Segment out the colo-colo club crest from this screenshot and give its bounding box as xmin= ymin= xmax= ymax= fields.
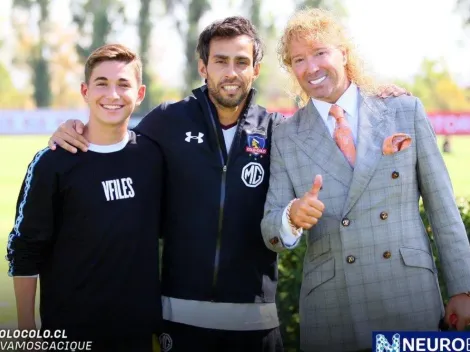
xmin=245 ymin=133 xmax=267 ymax=160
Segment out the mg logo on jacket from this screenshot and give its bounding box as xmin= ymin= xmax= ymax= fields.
xmin=159 ymin=333 xmax=173 ymax=352
xmin=241 ymin=162 xmax=264 ymax=188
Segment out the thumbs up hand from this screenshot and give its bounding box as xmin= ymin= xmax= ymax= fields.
xmin=309 ymin=174 xmax=323 ymax=197
xmin=289 ymin=175 xmax=325 ymax=230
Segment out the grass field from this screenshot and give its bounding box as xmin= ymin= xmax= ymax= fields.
xmin=0 ymin=135 xmax=469 ymax=328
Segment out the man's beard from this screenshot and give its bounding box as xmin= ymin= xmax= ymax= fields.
xmin=207 ymin=77 xmax=249 ymax=108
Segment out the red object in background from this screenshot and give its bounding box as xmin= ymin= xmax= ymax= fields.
xmin=427 ymin=112 xmax=470 ymax=135
xmin=1 ymin=109 xmax=470 ymax=135
xmin=267 ymin=108 xmax=470 ymax=136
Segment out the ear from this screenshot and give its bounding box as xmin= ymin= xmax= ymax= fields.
xmin=252 ymin=63 xmax=261 ymax=81
xmin=198 ymin=59 xmax=208 ymax=80
xmin=135 ymin=85 xmax=147 ymax=106
xmin=80 ymin=82 xmax=89 ymax=102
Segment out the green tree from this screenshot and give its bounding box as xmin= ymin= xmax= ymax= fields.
xmin=164 ymin=0 xmax=210 ymax=94
xmin=252 ymin=22 xmax=295 ymax=109
xmin=12 ymin=0 xmax=52 ymax=107
xmin=71 ymin=0 xmax=126 ymax=62
xmin=48 ymin=27 xmax=84 ymax=108
xmin=277 ymin=243 xmax=306 ymax=352
xmin=136 ymin=0 xmax=154 ymax=115
xmin=0 ymin=62 xmax=31 ymax=108
xmin=244 ymin=0 xmax=261 ymax=29
xmin=241 ymin=0 xmax=266 ymax=93
xmin=184 ymin=0 xmax=210 ymax=93
xmin=396 ymin=59 xmax=470 ymax=112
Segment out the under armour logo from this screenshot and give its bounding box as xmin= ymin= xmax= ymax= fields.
xmin=185 ymin=132 xmax=204 ymax=143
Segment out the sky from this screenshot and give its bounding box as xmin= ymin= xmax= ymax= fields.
xmin=0 ymin=0 xmax=469 ymax=88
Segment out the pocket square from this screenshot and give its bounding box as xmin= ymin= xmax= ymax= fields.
xmin=382 ymin=133 xmax=412 ymax=155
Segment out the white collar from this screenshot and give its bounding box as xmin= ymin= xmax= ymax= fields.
xmin=88 ymin=131 xmax=130 ymax=153
xmin=310 ymin=82 xmax=359 ymax=122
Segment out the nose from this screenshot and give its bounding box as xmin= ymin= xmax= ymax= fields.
xmin=107 ymin=86 xmax=120 ymax=99
xmin=224 ymin=62 xmax=237 ymax=79
xmin=306 ymin=56 xmax=319 ymax=74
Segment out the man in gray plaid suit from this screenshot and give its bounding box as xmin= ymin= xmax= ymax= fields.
xmin=260 ymin=8 xmax=470 ymax=352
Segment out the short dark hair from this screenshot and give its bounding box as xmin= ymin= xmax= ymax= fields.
xmin=196 ymin=16 xmax=264 ymax=66
xmin=84 ymin=44 xmax=142 ymax=84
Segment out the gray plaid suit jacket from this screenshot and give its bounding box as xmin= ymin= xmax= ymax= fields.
xmin=261 ymin=93 xmax=470 ymax=352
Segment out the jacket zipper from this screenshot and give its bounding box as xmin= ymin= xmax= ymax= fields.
xmin=213 ymin=163 xmax=227 ymax=295
xmin=202 ymin=94 xmax=244 ymax=300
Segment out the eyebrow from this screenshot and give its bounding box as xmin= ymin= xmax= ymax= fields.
xmin=93 ymin=77 xmax=131 ymax=83
xmin=291 ymin=47 xmax=329 ymax=58
xmin=212 ymin=54 xmax=251 ymax=61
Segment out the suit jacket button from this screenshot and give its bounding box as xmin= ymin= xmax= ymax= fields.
xmin=342 ymin=218 xmax=350 ymax=227
xmin=380 ymin=211 xmax=388 ymax=220
xmin=269 ymin=237 xmax=279 ymax=245
xmin=392 ymin=171 xmax=400 ymax=179
xmin=346 ymin=255 xmax=356 ymax=264
xmin=383 ymin=251 xmax=392 ymax=259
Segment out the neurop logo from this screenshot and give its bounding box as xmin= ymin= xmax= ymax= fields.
xmin=185 ymin=132 xmax=204 ymax=143
xmin=373 ymin=331 xmax=470 ymax=352
xmin=375 ymin=333 xmax=400 ymax=352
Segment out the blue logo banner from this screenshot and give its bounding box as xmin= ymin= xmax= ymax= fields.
xmin=373 ymin=331 xmax=470 ymax=352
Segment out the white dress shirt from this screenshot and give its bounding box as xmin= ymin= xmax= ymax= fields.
xmin=279 ymin=83 xmax=360 ymax=247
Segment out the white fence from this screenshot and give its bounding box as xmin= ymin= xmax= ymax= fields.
xmin=2 ymin=109 xmax=470 ymax=135
xmin=0 ymin=110 xmax=142 ymax=135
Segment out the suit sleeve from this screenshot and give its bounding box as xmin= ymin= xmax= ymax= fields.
xmin=261 ymin=131 xmax=300 ymax=253
xmin=280 ymin=206 xmax=303 ymax=248
xmin=414 ymin=98 xmax=470 ymax=297
xmin=6 ymin=149 xmax=58 ymax=277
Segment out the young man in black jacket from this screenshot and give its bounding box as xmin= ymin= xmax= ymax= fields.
xmin=48 ymin=17 xmax=408 ymax=352
xmin=8 ymin=44 xmax=162 ymax=352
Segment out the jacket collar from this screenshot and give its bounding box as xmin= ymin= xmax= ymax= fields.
xmin=191 ymin=85 xmax=260 ymax=158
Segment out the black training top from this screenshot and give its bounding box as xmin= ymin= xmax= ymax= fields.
xmin=6 ymin=133 xmax=163 ymax=340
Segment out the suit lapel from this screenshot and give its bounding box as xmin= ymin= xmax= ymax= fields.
xmin=342 ymin=94 xmax=395 ymax=216
xmin=290 ymin=100 xmax=353 ymax=187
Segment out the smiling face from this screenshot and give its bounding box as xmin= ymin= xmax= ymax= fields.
xmin=198 ymin=35 xmax=260 ymax=109
xmin=81 ymin=60 xmax=145 ymax=127
xmin=289 ymin=37 xmax=350 ymax=103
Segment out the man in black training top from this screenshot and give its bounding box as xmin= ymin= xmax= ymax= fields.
xmin=48 ymin=17 xmax=408 ymax=352
xmin=7 ymin=44 xmax=163 ymax=352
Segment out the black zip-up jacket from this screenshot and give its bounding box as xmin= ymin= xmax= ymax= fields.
xmin=134 ymin=85 xmax=284 ymax=304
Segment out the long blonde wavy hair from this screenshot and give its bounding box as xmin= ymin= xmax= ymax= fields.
xmin=278 ymin=8 xmax=380 ymax=107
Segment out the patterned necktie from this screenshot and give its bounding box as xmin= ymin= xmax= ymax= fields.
xmin=330 ymin=104 xmax=356 ymax=167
